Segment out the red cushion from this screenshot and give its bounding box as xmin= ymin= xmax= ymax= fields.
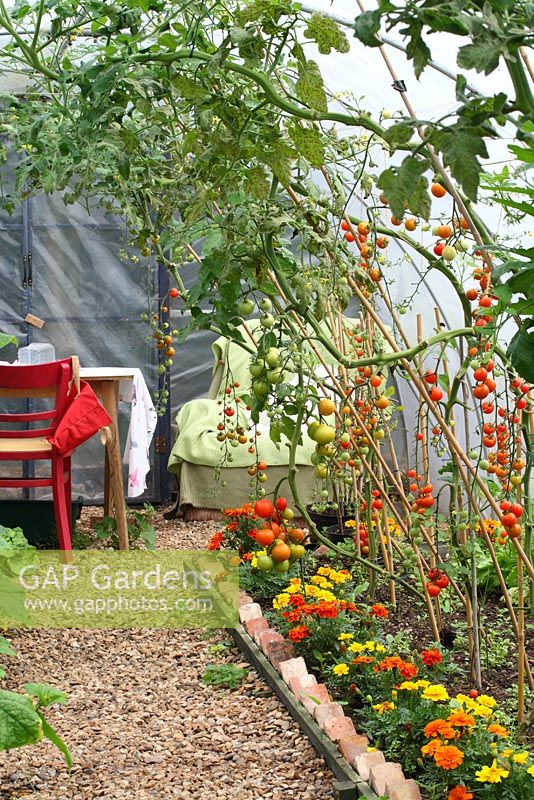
xmin=48 ymin=380 xmax=112 ymax=455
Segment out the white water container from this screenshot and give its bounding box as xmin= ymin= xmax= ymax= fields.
xmin=18 ymin=343 xmax=56 ymax=365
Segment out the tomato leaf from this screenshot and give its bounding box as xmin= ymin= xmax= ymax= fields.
xmin=432 ymin=126 xmax=488 ymax=200
xmin=296 ymin=60 xmax=327 ymax=113
xmin=507 ymin=323 xmax=534 ymax=383
xmin=353 ymin=10 xmax=382 ymax=48
xmin=304 ymin=12 xmax=350 ymax=55
xmin=288 ymin=125 xmax=324 ymax=168
xmin=377 ymin=156 xmax=431 ymax=220
xmin=457 ymin=40 xmax=502 ymax=75
xmin=0 ymin=333 xmax=16 ymax=351
xmin=39 ymin=715 xmax=72 ymax=769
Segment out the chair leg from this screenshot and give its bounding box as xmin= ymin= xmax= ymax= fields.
xmin=52 ymin=457 xmax=72 ymax=551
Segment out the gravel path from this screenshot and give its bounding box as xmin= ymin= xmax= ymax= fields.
xmin=0 ymin=508 xmax=335 ymax=800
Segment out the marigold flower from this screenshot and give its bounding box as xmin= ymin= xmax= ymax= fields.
xmin=352 ymin=655 xmax=374 ymax=665
xmin=421 ymin=648 xmax=443 ymax=667
xmin=487 ymin=723 xmax=509 ymax=738
xmin=527 ymin=764 xmax=534 ymax=776
xmin=338 ymin=632 xmax=354 ymax=641
xmin=288 ymin=625 xmax=311 ymax=642
xmin=433 ymin=745 xmax=464 ymax=770
xmin=314 ymin=601 xmax=339 ymax=619
xmin=348 ymin=642 xmax=365 ymax=653
xmin=477 ymin=694 xmax=496 ymax=708
xmin=421 ymin=739 xmax=443 ymax=757
xmin=398 ymin=681 xmax=419 ymax=691
xmin=372 ymin=701 xmax=395 ymax=714
xmin=273 ymin=593 xmax=291 ymax=609
xmin=475 ymin=759 xmax=509 ymax=783
xmin=422 ymin=684 xmax=450 ymax=702
xmin=447 ymin=711 xmax=475 ymax=729
xmin=471 ymin=703 xmax=492 ymax=718
xmin=208 ymin=531 xmax=224 ymax=550
xmin=332 ymin=663 xmax=350 ymax=676
xmin=424 ymin=719 xmax=457 ymax=740
xmin=371 ymin=603 xmax=389 ymax=618
xmin=512 ymin=751 xmax=529 ymax=764
xmin=447 ymin=786 xmax=473 ymax=800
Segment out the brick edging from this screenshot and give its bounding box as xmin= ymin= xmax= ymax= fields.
xmin=239 ymin=592 xmax=421 ymax=800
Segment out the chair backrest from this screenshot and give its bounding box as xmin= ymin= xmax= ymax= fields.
xmin=0 ymin=358 xmax=74 ymax=438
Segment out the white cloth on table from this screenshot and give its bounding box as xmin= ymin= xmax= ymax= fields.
xmin=80 ymin=367 xmax=157 ymax=498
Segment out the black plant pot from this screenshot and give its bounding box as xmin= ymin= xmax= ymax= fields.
xmin=306 ymin=505 xmax=355 ymax=535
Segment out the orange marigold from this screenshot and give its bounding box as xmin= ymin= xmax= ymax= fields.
xmin=421 ymin=739 xmax=443 ymax=757
xmin=424 ymin=719 xmax=457 ymax=740
xmin=288 ymin=625 xmax=311 ymax=642
xmin=448 ymin=711 xmax=475 ymax=730
xmin=487 ymin=723 xmax=509 ymax=738
xmin=371 ymin=603 xmax=389 ymax=618
xmin=352 ymin=655 xmax=375 ymax=665
xmin=434 ymin=745 xmax=464 ymax=770
xmin=448 ymin=787 xmax=473 ymax=800
xmin=208 ymin=532 xmax=224 ymax=550
xmin=421 ymin=648 xmax=443 ymax=667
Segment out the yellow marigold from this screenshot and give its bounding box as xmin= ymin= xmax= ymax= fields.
xmin=501 ymin=749 xmax=514 ymax=759
xmin=487 ymin=723 xmax=509 ymax=738
xmin=273 ymin=593 xmax=291 ymax=609
xmin=338 ymin=633 xmax=354 ymax=641
xmin=328 ymin=569 xmax=352 ymax=584
xmin=475 ymin=759 xmax=509 ymax=783
xmin=455 ymin=693 xmax=472 ymax=706
xmin=527 ymin=765 xmax=534 ymax=776
xmin=513 ymin=752 xmax=529 ymax=765
xmin=364 ymin=640 xmax=377 ymax=651
xmin=415 ymin=679 xmax=431 ymax=689
xmin=398 ymin=681 xmax=419 ymax=692
xmin=471 ymin=703 xmax=493 ymax=718
xmin=332 ymin=663 xmax=350 ymax=676
xmin=348 ymin=642 xmax=365 ymax=653
xmin=434 ymin=745 xmax=464 ymax=770
xmin=477 ymin=694 xmax=496 ymax=709
xmin=286 ymin=583 xmax=303 ymax=594
xmin=422 ymin=684 xmax=450 ymax=702
xmin=372 ymin=701 xmax=395 ymax=714
xmin=344 ymin=519 xmax=357 ymax=528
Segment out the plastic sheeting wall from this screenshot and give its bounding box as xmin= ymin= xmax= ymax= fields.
xmin=0 ymin=179 xmax=168 ymax=503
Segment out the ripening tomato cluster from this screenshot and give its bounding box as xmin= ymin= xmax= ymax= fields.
xmin=426 ymin=567 xmax=450 ymax=597
xmin=216 ymin=381 xmax=262 ymax=459
xmin=340 ymin=220 xmax=386 ymax=284
xmin=499 ymin=500 xmax=524 ymax=540
xmin=407 ymin=470 xmax=436 ymax=514
xmin=251 ymin=498 xmax=307 ymax=573
xmin=353 ymin=523 xmax=370 ymax=555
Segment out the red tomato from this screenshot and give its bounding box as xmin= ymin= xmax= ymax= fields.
xmin=169 ymin=287 xmax=180 ymax=298
xmin=427 ymin=583 xmax=441 ymax=597
xmin=275 ymin=497 xmax=288 ymax=512
xmin=254 ymin=499 xmax=274 ymax=519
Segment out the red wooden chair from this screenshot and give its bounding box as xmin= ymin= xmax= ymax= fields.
xmin=0 ymin=358 xmax=77 ymax=550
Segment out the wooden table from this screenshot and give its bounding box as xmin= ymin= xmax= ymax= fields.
xmin=80 ymin=369 xmax=134 ymax=551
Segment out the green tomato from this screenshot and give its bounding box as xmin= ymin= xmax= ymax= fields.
xmin=267 ymin=368 xmax=285 ymax=384
xmin=252 ymin=380 xmax=270 ymax=397
xmin=259 ymin=297 xmax=272 ymax=312
xmin=257 ymin=555 xmax=274 ymax=572
xmin=249 ymin=362 xmax=265 ymax=378
xmin=274 ymin=559 xmax=290 ymax=573
xmin=238 ymin=298 xmax=255 ymax=316
xmin=315 ymin=464 xmax=328 ymax=479
xmin=265 ymin=347 xmax=280 ymax=368
xmin=282 ymin=508 xmax=294 ymax=521
xmin=258 ymin=473 xmax=268 ymax=483
xmin=260 ymin=314 xmax=275 ymax=328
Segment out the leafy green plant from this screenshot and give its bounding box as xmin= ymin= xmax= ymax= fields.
xmin=92 ymin=504 xmax=157 ymax=550
xmin=201 ymin=663 xmax=248 ymax=690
